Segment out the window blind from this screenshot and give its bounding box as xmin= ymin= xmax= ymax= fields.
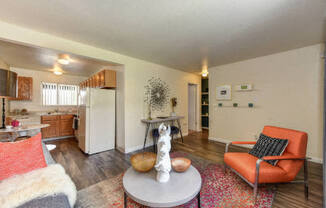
xmin=58 ymin=84 xmax=78 ymax=105
xmin=42 ymin=82 xmax=57 ymax=106
xmin=41 ymin=82 xmax=79 ymax=106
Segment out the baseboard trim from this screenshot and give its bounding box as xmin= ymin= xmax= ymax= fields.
xmin=123 ymin=142 xmax=154 ymax=154
xmin=309 ymin=157 xmax=323 ymax=164
xmin=121 ymin=133 xmax=189 ymax=154
xmin=209 ymin=137 xmax=323 ymax=164
xmin=43 ymin=136 xmax=75 ymax=142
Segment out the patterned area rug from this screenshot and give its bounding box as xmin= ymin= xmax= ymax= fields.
xmin=76 ymin=152 xmax=274 ymax=208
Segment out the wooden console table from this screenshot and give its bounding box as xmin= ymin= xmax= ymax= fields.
xmin=141 ymin=116 xmax=184 ymax=151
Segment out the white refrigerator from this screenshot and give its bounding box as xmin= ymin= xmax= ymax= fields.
xmin=76 ymin=88 xmax=115 ymax=154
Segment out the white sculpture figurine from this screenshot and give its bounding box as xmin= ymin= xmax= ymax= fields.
xmin=155 ymin=123 xmax=172 ymax=183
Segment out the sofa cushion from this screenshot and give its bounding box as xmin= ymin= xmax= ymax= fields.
xmin=0 ymin=133 xmax=47 ymax=180
xmin=249 ymin=133 xmax=288 ymax=165
xmin=17 ymin=194 xmax=71 ymax=208
xmin=224 ymin=152 xmax=290 ymax=184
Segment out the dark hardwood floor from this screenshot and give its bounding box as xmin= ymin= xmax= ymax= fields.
xmin=46 ymin=130 xmax=323 ymax=207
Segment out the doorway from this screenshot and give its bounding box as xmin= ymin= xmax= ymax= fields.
xmin=188 ymin=83 xmax=197 ymax=134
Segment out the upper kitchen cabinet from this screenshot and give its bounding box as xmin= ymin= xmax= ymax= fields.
xmin=13 ymin=76 xmax=33 ymax=100
xmin=80 ymin=69 xmax=116 ymax=89
xmin=104 ymin=70 xmax=116 ymax=88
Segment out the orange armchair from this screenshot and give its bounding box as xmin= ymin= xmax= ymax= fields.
xmin=224 ymin=126 xmax=308 ymax=200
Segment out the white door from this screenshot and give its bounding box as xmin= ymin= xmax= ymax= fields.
xmin=89 ymin=89 xmax=115 ymax=154
xmin=188 ymin=84 xmax=197 ymax=131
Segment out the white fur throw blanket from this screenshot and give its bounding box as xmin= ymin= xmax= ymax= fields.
xmin=0 ymin=164 xmax=77 ymax=208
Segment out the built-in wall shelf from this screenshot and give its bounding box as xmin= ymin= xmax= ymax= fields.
xmin=201 ymin=78 xmax=209 ymax=130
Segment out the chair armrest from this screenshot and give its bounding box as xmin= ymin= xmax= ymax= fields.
xmin=262 ymin=155 xmax=306 ymax=161
xmin=254 ymin=156 xmax=309 ymax=188
xmin=225 ymin=141 xmax=256 ymax=153
xmin=231 ymin=141 xmax=257 ymax=145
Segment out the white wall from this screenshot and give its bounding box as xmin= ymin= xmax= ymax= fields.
xmin=124 ymin=66 xmax=201 ymax=152
xmin=9 ymin=67 xmax=86 ymax=112
xmin=209 ymin=44 xmax=324 ymax=162
xmin=0 ymin=21 xmax=201 ymax=153
xmin=188 ymin=84 xmax=197 ymax=131
xmin=0 ymin=57 xmax=9 ymax=70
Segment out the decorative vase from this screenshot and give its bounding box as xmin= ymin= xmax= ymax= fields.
xmin=155 ymin=123 xmax=172 ymax=183
xmin=170 ymin=98 xmax=177 ymax=117
xmin=148 ymin=104 xmax=152 ymax=120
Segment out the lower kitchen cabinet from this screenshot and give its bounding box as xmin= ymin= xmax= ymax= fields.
xmin=60 ymin=115 xmax=74 ymax=136
xmin=41 ymin=115 xmax=74 ymax=139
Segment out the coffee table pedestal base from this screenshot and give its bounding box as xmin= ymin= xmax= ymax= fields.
xmin=123 ymin=191 xmax=201 ymax=208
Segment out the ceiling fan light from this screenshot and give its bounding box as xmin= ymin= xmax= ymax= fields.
xmin=58 ymin=58 xmax=69 ymax=65
xmin=54 ymin=71 xmax=63 ymax=75
xmin=202 ymin=71 xmax=208 ymax=77
xmin=57 ymin=54 xmax=70 ymax=65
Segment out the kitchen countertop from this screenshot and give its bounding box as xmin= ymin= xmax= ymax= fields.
xmin=39 ymin=112 xmax=76 ymax=116
xmin=7 ymin=112 xmax=76 ymax=118
xmin=0 ymin=124 xmax=50 ymax=133
xmin=7 ymin=112 xmax=76 ymax=126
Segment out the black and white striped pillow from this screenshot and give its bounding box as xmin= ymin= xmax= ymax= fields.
xmin=249 ymin=133 xmax=288 ymax=166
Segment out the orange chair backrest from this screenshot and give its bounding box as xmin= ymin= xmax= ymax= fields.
xmin=262 ymin=126 xmax=308 ymax=180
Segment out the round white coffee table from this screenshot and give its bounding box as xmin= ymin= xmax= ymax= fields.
xmin=123 ymin=165 xmax=202 ymax=207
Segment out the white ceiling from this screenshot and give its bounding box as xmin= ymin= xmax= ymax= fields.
xmin=0 ymin=0 xmax=325 ymax=72
xmin=0 ymin=40 xmax=118 ymax=76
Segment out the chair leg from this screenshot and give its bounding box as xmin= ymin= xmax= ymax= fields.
xmin=254 ymin=159 xmax=263 ymax=201
xmin=304 ymin=158 xmax=309 ymax=200
xmin=254 ymin=181 xmax=258 ymax=201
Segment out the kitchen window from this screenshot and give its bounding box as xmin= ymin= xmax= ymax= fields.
xmin=42 ymin=82 xmax=79 ymax=106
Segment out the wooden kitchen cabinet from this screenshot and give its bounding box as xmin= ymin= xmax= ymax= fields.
xmin=11 ymin=76 xmax=33 ymax=100
xmin=41 ymin=114 xmax=74 ymax=139
xmin=102 ymin=70 xmax=116 ymax=88
xmin=41 ymin=116 xmax=60 ymax=139
xmin=59 ymin=115 xmax=74 ymax=136
xmin=79 ymin=69 xmax=116 ymax=89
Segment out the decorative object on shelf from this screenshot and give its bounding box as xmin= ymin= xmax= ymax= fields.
xmin=155 ymin=123 xmax=172 ymax=183
xmin=170 ymin=97 xmax=177 ymax=116
xmin=157 ymin=116 xmax=169 ymax=119
xmin=130 ymin=152 xmax=157 ymax=172
xmin=171 ymin=157 xmax=191 ymax=172
xmin=147 ymin=104 xmax=152 ymax=120
xmin=21 ymin=109 xmax=28 ymax=115
xmin=0 ymin=69 xmax=17 ymax=129
xmin=216 ymin=85 xmax=231 ymax=100
xmin=144 ymin=77 xmax=170 ymax=120
xmin=217 ymin=103 xmax=254 ymax=108
xmin=235 ymin=84 xmax=253 ymax=91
